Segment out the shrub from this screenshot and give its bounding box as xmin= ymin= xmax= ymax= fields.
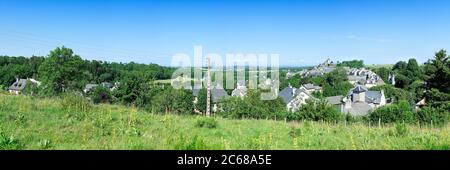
xmin=293 ymin=99 xmax=342 ymax=122
xmin=369 ymin=100 xmax=415 ymax=123
xmin=415 ymin=106 xmax=450 ymax=126
xmin=89 ymin=86 xmax=112 ymax=104
xmin=218 ymin=90 xmax=286 ymax=119
xmin=195 ymin=117 xmax=218 ymax=129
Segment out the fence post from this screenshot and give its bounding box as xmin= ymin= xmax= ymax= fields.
xmin=284 ymin=117 xmax=287 ymax=123
xmin=378 ymin=118 xmax=381 ymax=128
xmin=431 ymin=119 xmax=433 ymax=129
xmin=275 ymin=115 xmax=277 ymax=121
xmin=344 ymin=119 xmax=347 ymax=127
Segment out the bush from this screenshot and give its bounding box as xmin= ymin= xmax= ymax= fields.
xmin=89 ymin=86 xmax=112 ymax=104
xmin=369 ymin=100 xmax=415 ymax=123
xmin=218 ymin=90 xmax=286 ymax=119
xmin=415 ymin=106 xmax=450 ymax=125
xmin=292 ymin=99 xmax=342 ymax=122
xmin=195 ymin=117 xmax=218 ymax=129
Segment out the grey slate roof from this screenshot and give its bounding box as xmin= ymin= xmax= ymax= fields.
xmin=365 ymin=91 xmax=382 ymax=104
xmin=279 ymin=87 xmax=294 ymax=104
xmin=211 ymin=88 xmax=229 ymax=103
xmin=326 ymin=95 xmax=343 ymax=105
xmin=9 ymin=79 xmax=27 ymax=91
xmin=192 ymin=88 xmax=200 ymax=97
xmin=84 ymin=84 xmax=98 ymax=92
xmin=352 ymin=85 xmax=368 ymax=93
xmin=192 ymin=87 xmax=230 ymax=103
xmin=303 ymin=83 xmax=321 ymax=90
xmin=347 ymin=75 xmax=365 ymax=82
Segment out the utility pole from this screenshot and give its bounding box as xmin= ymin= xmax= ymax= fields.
xmin=206 ymin=56 xmax=211 ymax=117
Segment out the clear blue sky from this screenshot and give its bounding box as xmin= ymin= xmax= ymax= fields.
xmin=1 ymin=0 xmax=449 ymax=66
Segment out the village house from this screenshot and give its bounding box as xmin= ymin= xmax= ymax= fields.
xmin=346 ymin=68 xmax=384 ymax=88
xmin=299 ymin=83 xmax=322 ymax=94
xmin=326 ymin=85 xmax=386 ymax=116
xmin=8 ymin=78 xmax=41 ymax=95
xmin=83 ymin=82 xmax=116 ymax=93
xmin=302 ymin=58 xmax=336 ymax=77
xmin=231 ymin=80 xmax=247 ymax=98
xmin=388 ymin=73 xmax=396 ymax=86
xmin=279 ymin=85 xmax=314 ymax=112
xmin=192 ymin=84 xmax=230 ymax=113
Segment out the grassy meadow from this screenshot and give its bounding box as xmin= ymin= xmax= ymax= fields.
xmin=0 ymin=94 xmax=449 ymax=150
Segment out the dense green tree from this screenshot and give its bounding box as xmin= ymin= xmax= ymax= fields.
xmin=393 ymin=61 xmax=408 ymax=73
xmin=372 ymin=67 xmax=391 ymax=83
xmin=38 ymin=47 xmax=84 ymax=95
xmin=393 ymin=74 xmax=411 ymax=89
xmin=280 ymin=74 xmax=301 ymax=89
xmin=195 ymin=88 xmax=208 ymax=114
xmin=405 ymin=58 xmax=422 ymax=81
xmin=423 ymin=49 xmax=450 ymax=93
xmin=151 ymin=87 xmax=194 ymax=114
xmin=322 ymin=68 xmax=353 ymax=97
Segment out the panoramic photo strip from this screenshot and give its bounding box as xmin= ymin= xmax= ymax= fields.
xmin=0 ymin=0 xmax=449 ymax=168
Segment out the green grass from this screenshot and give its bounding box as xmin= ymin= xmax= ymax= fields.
xmin=0 ymin=94 xmax=449 ymax=150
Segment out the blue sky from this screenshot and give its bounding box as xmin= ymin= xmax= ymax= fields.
xmin=0 ymin=0 xmax=449 ymax=66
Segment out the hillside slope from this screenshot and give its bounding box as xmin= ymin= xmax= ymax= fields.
xmin=0 ymin=94 xmax=449 ymax=150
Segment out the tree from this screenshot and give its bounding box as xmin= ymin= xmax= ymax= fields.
xmin=393 ymin=74 xmax=410 ymax=89
xmin=373 ymin=67 xmax=391 ymax=83
xmin=405 ymin=58 xmax=422 ymax=82
xmin=112 ymin=72 xmax=151 ymax=106
xmin=424 ymin=49 xmax=450 ymax=93
xmin=196 ymin=88 xmax=208 ymax=114
xmin=393 ymin=61 xmax=407 ymax=73
xmin=280 ymin=74 xmax=301 ymax=89
xmin=38 ymin=47 xmax=84 ymax=95
xmin=322 ymin=68 xmax=353 ymax=97
xmin=151 ymin=87 xmax=194 ymax=114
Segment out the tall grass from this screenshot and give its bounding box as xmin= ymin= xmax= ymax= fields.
xmin=0 ymin=94 xmax=449 ymax=150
